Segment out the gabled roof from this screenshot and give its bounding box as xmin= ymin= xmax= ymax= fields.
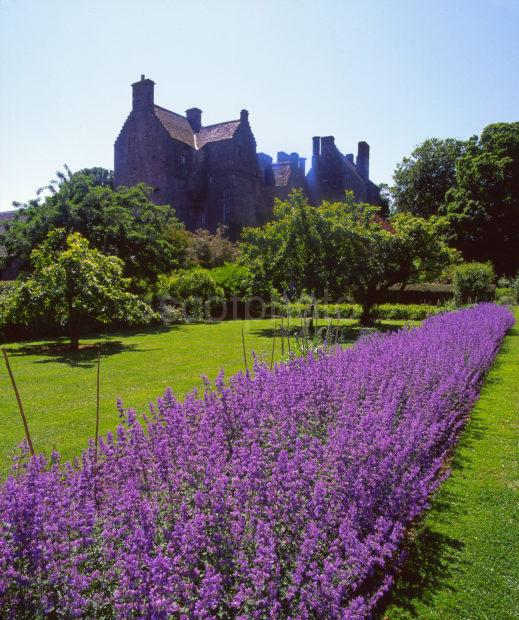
xmin=154 ymin=105 xmax=240 ymax=150
xmin=154 ymin=106 xmax=195 ymax=147
xmin=196 ymin=121 xmax=240 ymax=149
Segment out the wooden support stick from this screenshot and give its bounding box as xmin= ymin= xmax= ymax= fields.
xmin=2 ymin=348 xmax=34 ymax=456
xmin=94 ymin=346 xmax=101 ymax=463
xmin=241 ymin=328 xmax=249 ymax=375
xmin=270 ymin=322 xmax=277 ymax=370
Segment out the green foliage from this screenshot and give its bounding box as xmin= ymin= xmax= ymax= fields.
xmin=1 ymin=167 xmax=190 ymax=284
xmin=392 ymin=138 xmax=467 ymax=217
xmin=210 ymin=263 xmax=255 ymax=301
xmin=512 ymin=273 xmax=519 ymax=304
xmin=495 ymin=287 xmax=516 ymax=305
xmin=157 ymin=267 xmax=223 ymax=302
xmin=283 ymin=302 xmax=444 ymax=321
xmin=443 ymin=122 xmax=519 ymax=275
xmin=1 ymin=230 xmax=157 ymax=349
xmin=452 ymin=262 xmax=494 ymax=305
xmin=187 ymin=226 xmax=238 ymax=268
xmin=241 ymin=191 xmax=456 ymax=325
xmin=0 ymin=281 xmax=15 ymax=298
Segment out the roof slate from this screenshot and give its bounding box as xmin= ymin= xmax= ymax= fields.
xmin=154 ymin=106 xmax=195 ymax=147
xmin=154 ymin=105 xmax=240 ymax=150
xmin=196 ymin=121 xmax=240 ymax=148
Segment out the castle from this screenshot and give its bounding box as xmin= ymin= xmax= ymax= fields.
xmin=114 ymin=76 xmax=381 ymax=236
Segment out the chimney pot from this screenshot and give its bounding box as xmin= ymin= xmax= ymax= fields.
xmin=132 ymin=76 xmax=155 ymax=111
xmin=186 ymin=107 xmax=202 ymax=133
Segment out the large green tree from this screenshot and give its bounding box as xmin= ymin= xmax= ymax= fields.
xmin=443 ymin=122 xmax=519 ymax=275
xmin=1 ymin=167 xmax=189 ymax=285
xmin=241 ymin=191 xmax=456 ymax=324
xmin=392 ymin=138 xmax=467 ymax=217
xmin=2 ymin=230 xmax=157 ymax=350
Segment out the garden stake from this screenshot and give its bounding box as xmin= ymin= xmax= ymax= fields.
xmin=2 ymin=348 xmax=34 ymax=456
xmin=281 ymin=314 xmax=285 ymax=355
xmin=241 ymin=328 xmax=249 ymax=375
xmin=94 ymin=346 xmax=101 ymax=464
xmin=270 ymin=323 xmax=277 ymax=370
xmin=287 ymin=313 xmax=291 ymax=355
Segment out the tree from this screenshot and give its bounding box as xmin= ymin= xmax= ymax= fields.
xmin=240 ymin=191 xmax=332 ymax=297
xmin=343 ymin=211 xmax=457 ymax=324
xmin=3 ymin=230 xmax=157 ymax=350
xmin=186 ymin=225 xmax=238 ymax=268
xmin=1 ymin=167 xmax=189 ymax=285
xmin=241 ymin=191 xmax=456 ymax=325
xmin=392 ymin=138 xmax=467 ymax=217
xmin=443 ymin=122 xmax=519 ymax=275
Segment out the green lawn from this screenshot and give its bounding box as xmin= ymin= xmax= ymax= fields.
xmin=0 ymin=317 xmax=408 ymax=475
xmin=381 ymin=308 xmax=519 ymax=619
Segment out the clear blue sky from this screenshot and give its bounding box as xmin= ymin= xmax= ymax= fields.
xmin=1 ymin=0 xmax=518 ymax=211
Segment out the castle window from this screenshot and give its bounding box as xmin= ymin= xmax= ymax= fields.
xmin=177 ymin=153 xmax=188 ymax=178
xmin=222 ymin=189 xmax=232 ymax=223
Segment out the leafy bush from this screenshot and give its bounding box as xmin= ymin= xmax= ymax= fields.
xmin=0 ymin=281 xmax=15 ymax=298
xmin=452 ymin=262 xmax=494 ymax=305
xmin=282 ymin=302 xmax=444 ymax=321
xmin=511 ymin=273 xmax=519 ymax=304
xmin=210 ymin=262 xmax=255 ymax=301
xmin=187 ymin=226 xmax=238 ymax=268
xmin=157 ymin=267 xmax=224 ymax=322
xmin=157 ymin=267 xmax=223 ymax=302
xmin=0 ymin=305 xmax=513 ymax=616
xmin=495 ymin=287 xmax=516 ymax=305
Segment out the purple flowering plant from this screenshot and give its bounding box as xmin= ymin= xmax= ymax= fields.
xmin=0 ymin=304 xmax=514 ymax=618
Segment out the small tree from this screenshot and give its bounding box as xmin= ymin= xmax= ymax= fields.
xmin=5 ymin=229 xmax=156 ymax=350
xmin=452 ymin=262 xmax=494 ymax=305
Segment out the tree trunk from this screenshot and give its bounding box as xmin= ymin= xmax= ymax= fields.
xmin=68 ymin=304 xmax=80 ymax=351
xmin=360 ymin=302 xmax=375 ymax=327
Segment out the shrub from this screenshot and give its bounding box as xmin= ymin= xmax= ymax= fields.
xmin=157 ymin=267 xmax=224 ymax=322
xmin=511 ymin=272 xmax=519 ymax=304
xmin=187 ymin=226 xmax=238 ymax=268
xmin=210 ymin=262 xmax=255 ymax=301
xmin=452 ymin=262 xmax=494 ymax=305
xmin=0 ymin=304 xmax=513 ymax=616
xmin=282 ymin=302 xmax=443 ymax=322
xmin=0 ymin=281 xmax=15 ymax=298
xmin=495 ymin=286 xmax=516 ymax=305
xmin=157 ymin=267 xmax=223 ymax=302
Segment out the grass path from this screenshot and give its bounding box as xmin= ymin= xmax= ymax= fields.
xmin=0 ymin=317 xmax=407 ymax=475
xmin=382 ymin=308 xmax=519 ymax=619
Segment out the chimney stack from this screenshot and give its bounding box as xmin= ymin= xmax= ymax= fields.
xmin=186 ymin=108 xmax=202 ymax=133
xmin=357 ymin=141 xmax=370 ymax=181
xmin=312 ymin=136 xmax=320 ymax=158
xmin=132 ymin=75 xmax=155 ymax=111
xmin=240 ymin=109 xmax=249 ymax=124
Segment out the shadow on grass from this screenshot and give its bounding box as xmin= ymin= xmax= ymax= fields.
xmin=252 ymin=321 xmax=407 ymax=345
xmin=3 ymin=339 xmax=157 ymax=369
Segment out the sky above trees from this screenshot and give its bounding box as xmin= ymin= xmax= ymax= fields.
xmin=0 ymin=0 xmax=518 ymax=211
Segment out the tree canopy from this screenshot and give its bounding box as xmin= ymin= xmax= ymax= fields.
xmin=241 ymin=191 xmax=456 ymax=324
xmin=2 ymin=230 xmax=156 ymax=350
xmin=1 ymin=167 xmax=189 ymax=286
xmin=442 ymin=122 xmax=519 ymax=275
xmin=392 ymin=138 xmax=467 ymax=218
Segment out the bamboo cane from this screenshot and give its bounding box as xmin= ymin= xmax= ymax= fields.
xmin=241 ymin=328 xmax=249 ymax=375
xmin=2 ymin=348 xmax=34 ymax=456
